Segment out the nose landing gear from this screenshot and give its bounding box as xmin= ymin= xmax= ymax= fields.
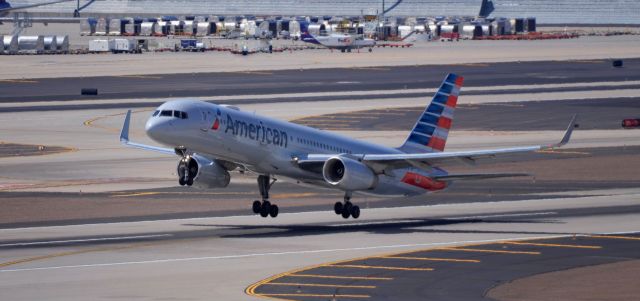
xmin=334 ymin=192 xmax=360 ymax=219
xmin=252 ymin=175 xmax=278 ymax=218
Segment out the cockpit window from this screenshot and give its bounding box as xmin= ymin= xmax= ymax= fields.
xmin=180 ymin=111 xmax=188 ymax=119
xmin=173 ymin=111 xmax=180 ymax=118
xmin=160 ymin=110 xmax=172 ymax=117
xmin=152 ymin=110 xmax=160 ymax=117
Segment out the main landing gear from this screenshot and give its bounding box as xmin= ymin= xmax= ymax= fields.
xmin=334 ymin=192 xmax=360 ymax=219
xmin=252 ymin=175 xmax=279 ymax=218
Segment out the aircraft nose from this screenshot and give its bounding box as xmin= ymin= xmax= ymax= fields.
xmin=145 ymin=117 xmax=166 ymax=142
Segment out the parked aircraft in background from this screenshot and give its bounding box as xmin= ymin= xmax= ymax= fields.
xmin=301 ymin=31 xmax=376 ymax=52
xmin=0 ymin=0 xmax=73 ymax=17
xmin=120 ymin=74 xmax=576 ymax=219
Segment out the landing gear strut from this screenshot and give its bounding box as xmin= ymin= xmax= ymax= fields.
xmin=252 ymin=175 xmax=278 ymax=218
xmin=334 ymin=192 xmax=360 ymax=219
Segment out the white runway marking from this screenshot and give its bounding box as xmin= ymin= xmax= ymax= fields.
xmin=0 ymin=234 xmax=173 ymax=247
xmin=0 ymin=235 xmax=571 ymax=273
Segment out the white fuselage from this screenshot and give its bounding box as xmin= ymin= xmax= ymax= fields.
xmin=145 ymin=99 xmax=445 ymax=197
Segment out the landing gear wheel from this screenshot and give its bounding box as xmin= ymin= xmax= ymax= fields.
xmin=186 ymin=178 xmax=194 ymax=186
xmin=269 ymin=205 xmax=279 ymax=218
xmin=179 ymin=177 xmax=186 ymax=186
xmin=368 ymin=48 xmax=373 ymax=52
xmin=347 ymin=48 xmax=352 ymax=53
xmin=341 ymin=202 xmax=352 ymax=219
xmin=334 ymin=202 xmax=343 ymax=215
xmin=260 ymin=201 xmax=271 ymax=218
xmin=350 ymin=205 xmax=360 ymax=219
xmin=252 ymin=200 xmax=261 ymax=214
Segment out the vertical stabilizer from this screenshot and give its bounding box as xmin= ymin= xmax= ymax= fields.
xmin=398 ymin=73 xmax=463 ymax=153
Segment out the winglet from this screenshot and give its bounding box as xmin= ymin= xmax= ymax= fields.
xmin=548 ymin=114 xmax=577 ymax=149
xmin=120 ymin=110 xmax=131 ymax=143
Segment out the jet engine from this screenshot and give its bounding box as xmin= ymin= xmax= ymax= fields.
xmin=177 ymin=155 xmax=230 ymax=189
xmin=322 ymin=156 xmax=377 ymax=191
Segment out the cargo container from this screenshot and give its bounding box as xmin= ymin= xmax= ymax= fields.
xmin=154 ymin=21 xmax=169 ymax=36
xmin=18 ymin=36 xmax=44 ymax=54
xmin=108 ymin=19 xmax=122 ymax=36
xmin=80 ymin=18 xmax=97 ymax=36
xmin=3 ymin=35 xmax=18 ymax=54
xmin=460 ymin=24 xmax=475 ymax=39
xmin=514 ymin=18 xmax=525 ymax=33
xmin=169 ymin=20 xmax=184 ymax=35
xmin=113 ymin=39 xmax=138 ymax=53
xmin=55 ymin=35 xmax=69 ymax=53
xmin=95 ymin=18 xmax=108 ymax=35
xmin=43 ymin=36 xmax=57 ymax=52
xmin=140 ymin=22 xmax=156 ymax=36
xmin=89 ymin=39 xmax=114 ymax=52
xmin=183 ymin=21 xmax=196 ymax=36
xmin=196 ymin=22 xmax=211 ymax=36
xmin=526 ymin=18 xmax=536 ymax=32
xmin=0 ymin=35 xmax=4 ymax=54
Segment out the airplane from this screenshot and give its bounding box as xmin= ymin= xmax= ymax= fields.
xmin=0 ymin=0 xmax=73 ymax=17
xmin=120 ymin=73 xmax=576 ymax=219
xmin=300 ymin=31 xmax=376 ymax=52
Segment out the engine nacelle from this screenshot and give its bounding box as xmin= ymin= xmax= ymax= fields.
xmin=322 ymin=156 xmax=377 ymax=191
xmin=177 ymin=155 xmax=230 ymax=189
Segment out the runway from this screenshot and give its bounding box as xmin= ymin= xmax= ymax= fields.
xmin=1 ymin=54 xmax=639 ymax=300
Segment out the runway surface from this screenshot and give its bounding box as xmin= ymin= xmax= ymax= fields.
xmin=1 ymin=56 xmax=639 ymax=300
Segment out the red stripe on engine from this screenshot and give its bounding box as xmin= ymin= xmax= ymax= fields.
xmin=437 ymin=117 xmax=452 ymax=129
xmin=446 ymin=95 xmax=458 ymax=108
xmin=401 ymin=172 xmax=447 ymax=191
xmin=427 ymin=136 xmax=446 ymax=151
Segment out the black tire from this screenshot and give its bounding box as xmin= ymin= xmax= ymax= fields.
xmin=178 ymin=177 xmax=186 ymax=186
xmin=368 ymin=48 xmax=372 ymax=52
xmin=186 ymin=178 xmax=194 ymax=186
xmin=350 ymin=205 xmax=360 ymax=219
xmin=260 ymin=201 xmax=271 ymax=217
xmin=341 ymin=207 xmax=351 ymax=219
xmin=334 ymin=202 xmax=343 ymax=215
xmin=252 ymin=200 xmax=261 ymax=214
xmin=269 ymin=205 xmax=279 ymax=218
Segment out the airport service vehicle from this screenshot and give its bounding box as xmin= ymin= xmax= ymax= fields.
xmin=88 ymin=39 xmax=114 ymax=52
xmin=0 ymin=0 xmax=72 ymax=17
xmin=113 ymin=38 xmax=139 ymax=53
xmin=300 ymin=32 xmax=376 ymax=52
xmin=120 ymin=74 xmax=576 ymax=219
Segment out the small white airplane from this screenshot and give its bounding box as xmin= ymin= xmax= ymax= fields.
xmin=0 ymin=0 xmax=73 ymax=17
xmin=120 ymin=74 xmax=576 ymax=219
xmin=301 ymin=31 xmax=376 ymax=52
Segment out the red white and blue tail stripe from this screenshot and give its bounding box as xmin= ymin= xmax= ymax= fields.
xmin=398 ymin=73 xmax=463 ymax=153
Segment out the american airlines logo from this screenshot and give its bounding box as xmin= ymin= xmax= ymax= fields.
xmin=224 ymin=114 xmax=289 ymax=148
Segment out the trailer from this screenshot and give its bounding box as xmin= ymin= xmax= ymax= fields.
xmin=180 ymin=39 xmax=204 ymax=52
xmin=89 ymin=39 xmax=114 ymax=53
xmin=113 ymin=38 xmax=139 ymax=53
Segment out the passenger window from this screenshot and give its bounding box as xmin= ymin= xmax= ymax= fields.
xmin=160 ymin=110 xmax=172 ymax=117
xmin=152 ymin=110 xmax=160 ymax=117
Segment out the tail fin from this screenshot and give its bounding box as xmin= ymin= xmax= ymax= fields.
xmin=398 ymin=73 xmax=463 ymax=153
xmin=300 ymin=32 xmax=321 ymax=45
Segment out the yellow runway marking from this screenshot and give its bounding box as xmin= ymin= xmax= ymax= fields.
xmin=588 ymin=235 xmax=640 ymax=241
xmin=288 ymin=274 xmax=393 ymax=280
xmin=260 ymin=293 xmax=370 ymax=298
xmin=382 ymin=256 xmax=480 ymax=263
xmin=83 ymin=109 xmax=151 ymax=133
xmin=327 ymin=264 xmax=434 ymax=271
xmin=0 ymin=79 xmax=39 ymax=83
xmin=436 ymin=247 xmax=540 ymax=255
xmin=265 ymin=282 xmax=376 ymax=289
xmin=503 ymin=242 xmax=602 ymax=249
xmin=113 ymin=191 xmax=162 ymax=197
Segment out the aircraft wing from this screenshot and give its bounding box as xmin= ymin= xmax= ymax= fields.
xmin=0 ymin=0 xmax=74 ymax=12
xmin=296 ymin=115 xmax=577 ymax=173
